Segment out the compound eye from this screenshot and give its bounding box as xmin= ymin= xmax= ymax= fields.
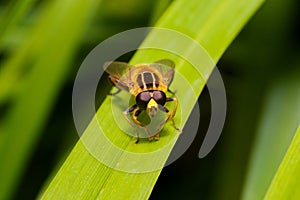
xmin=153 ymin=91 xmax=166 ymax=106
xmin=139 ymin=92 xmax=151 ymax=102
xmin=136 ymin=92 xmax=151 ymax=110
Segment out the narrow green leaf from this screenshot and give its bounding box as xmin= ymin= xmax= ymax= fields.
xmin=0 ymin=0 xmax=37 ymax=49
xmin=241 ymin=71 xmax=300 ymax=200
xmin=41 ymin=0 xmax=264 ymax=199
xmin=264 ymin=125 xmax=300 ymax=199
xmin=0 ymin=0 xmax=38 ymax=103
xmin=149 ymin=0 xmax=173 ymax=25
xmin=0 ymin=0 xmax=101 ymax=199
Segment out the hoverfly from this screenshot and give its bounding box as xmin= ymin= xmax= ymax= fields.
xmin=104 ymin=59 xmax=182 ymax=143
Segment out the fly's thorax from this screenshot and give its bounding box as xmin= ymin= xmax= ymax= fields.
xmin=129 ymin=65 xmax=167 ymax=95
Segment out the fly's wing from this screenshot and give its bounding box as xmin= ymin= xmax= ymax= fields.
xmin=103 ymin=61 xmax=133 ymax=92
xmin=150 ymin=59 xmax=175 ymax=86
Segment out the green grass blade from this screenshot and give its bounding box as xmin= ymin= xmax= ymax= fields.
xmin=241 ymin=71 xmax=300 ymax=200
xmin=149 ymin=0 xmax=173 ymax=25
xmin=0 ymin=0 xmax=38 ymax=104
xmin=41 ymin=0 xmax=264 ymax=199
xmin=0 ymin=0 xmax=36 ymax=49
xmin=264 ymin=125 xmax=300 ymax=199
xmin=211 ymin=1 xmax=298 ymax=198
xmin=0 ymin=0 xmax=101 ymax=200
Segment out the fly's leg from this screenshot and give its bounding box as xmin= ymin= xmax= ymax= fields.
xmin=123 ymin=105 xmax=153 ymax=143
xmin=155 ymin=107 xmax=171 ymax=140
xmin=132 ymin=109 xmax=153 ymax=142
xmin=107 ymin=76 xmax=121 ymax=95
xmin=166 ymin=97 xmax=182 ymax=133
xmin=107 ymin=75 xmax=129 ymax=95
xmin=123 ymin=105 xmax=140 ymax=143
xmin=167 ymin=88 xmax=177 ymax=95
xmin=155 ymin=97 xmax=182 ymax=140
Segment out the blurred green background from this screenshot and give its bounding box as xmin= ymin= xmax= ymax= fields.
xmin=0 ymin=0 xmax=299 ymax=200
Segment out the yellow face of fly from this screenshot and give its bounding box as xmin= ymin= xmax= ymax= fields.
xmin=146 ymin=98 xmax=158 ymax=117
